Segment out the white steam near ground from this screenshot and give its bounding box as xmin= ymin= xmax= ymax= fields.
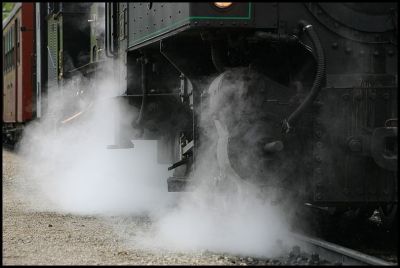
xmin=15 ymin=59 xmax=294 ymax=258
xmin=17 ymin=61 xmax=167 ymax=214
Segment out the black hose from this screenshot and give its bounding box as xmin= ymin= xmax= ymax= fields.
xmin=282 ymin=20 xmax=325 ymax=133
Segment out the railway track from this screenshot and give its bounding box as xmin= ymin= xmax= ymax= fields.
xmin=291 ymin=233 xmax=397 ymax=266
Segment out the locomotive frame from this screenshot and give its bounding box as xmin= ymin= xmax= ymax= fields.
xmin=106 ymin=2 xmax=398 ymax=206
xmin=2 ymin=2 xmax=398 ymax=219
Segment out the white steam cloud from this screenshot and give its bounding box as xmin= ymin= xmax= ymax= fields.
xmin=17 ymin=60 xmax=173 ymax=215
xmin=16 ymin=59 xmax=292 ymax=258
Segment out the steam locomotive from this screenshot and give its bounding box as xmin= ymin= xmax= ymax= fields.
xmin=2 ymin=3 xmax=398 ymax=224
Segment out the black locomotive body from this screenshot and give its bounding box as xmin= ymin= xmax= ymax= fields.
xmin=4 ymin=2 xmax=398 ymax=219
xmin=104 ymin=2 xmax=397 ymax=208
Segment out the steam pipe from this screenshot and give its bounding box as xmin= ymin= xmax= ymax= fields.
xmin=104 ymin=2 xmax=116 ymax=58
xmin=282 ymin=20 xmax=325 ymax=133
xmin=104 ymin=3 xmax=111 ymax=58
xmin=108 ymin=2 xmax=113 ymax=55
xmin=110 ymin=2 xmax=118 ymax=55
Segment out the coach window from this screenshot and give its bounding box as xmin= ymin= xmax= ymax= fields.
xmin=6 ymin=30 xmax=10 ymax=71
xmin=6 ymin=32 xmax=8 ymax=72
xmin=7 ymin=30 xmax=9 ymax=71
xmin=9 ymin=26 xmax=13 ymax=70
xmin=16 ymin=19 xmax=19 ymax=64
xmin=9 ymin=27 xmax=11 ymax=70
xmin=3 ymin=34 xmax=5 ymax=72
xmin=5 ymin=32 xmax=7 ymax=71
xmin=2 ymin=36 xmax=5 ymax=73
xmin=11 ymin=25 xmax=15 ymax=69
xmin=5 ymin=31 xmax=7 ymax=71
xmin=8 ymin=27 xmax=13 ymax=70
xmin=10 ymin=28 xmax=13 ymax=70
xmin=11 ymin=26 xmax=14 ymax=69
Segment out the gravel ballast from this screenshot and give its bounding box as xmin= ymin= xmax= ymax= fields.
xmin=3 ymin=148 xmax=335 ymax=265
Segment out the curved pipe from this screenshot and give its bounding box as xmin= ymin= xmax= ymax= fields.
xmin=283 ymin=20 xmax=325 ymax=133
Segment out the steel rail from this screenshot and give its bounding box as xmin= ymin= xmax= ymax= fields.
xmin=291 ymin=233 xmax=396 ymax=266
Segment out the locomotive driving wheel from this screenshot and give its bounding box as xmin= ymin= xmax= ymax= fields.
xmin=204 ymin=67 xmax=298 ymax=195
